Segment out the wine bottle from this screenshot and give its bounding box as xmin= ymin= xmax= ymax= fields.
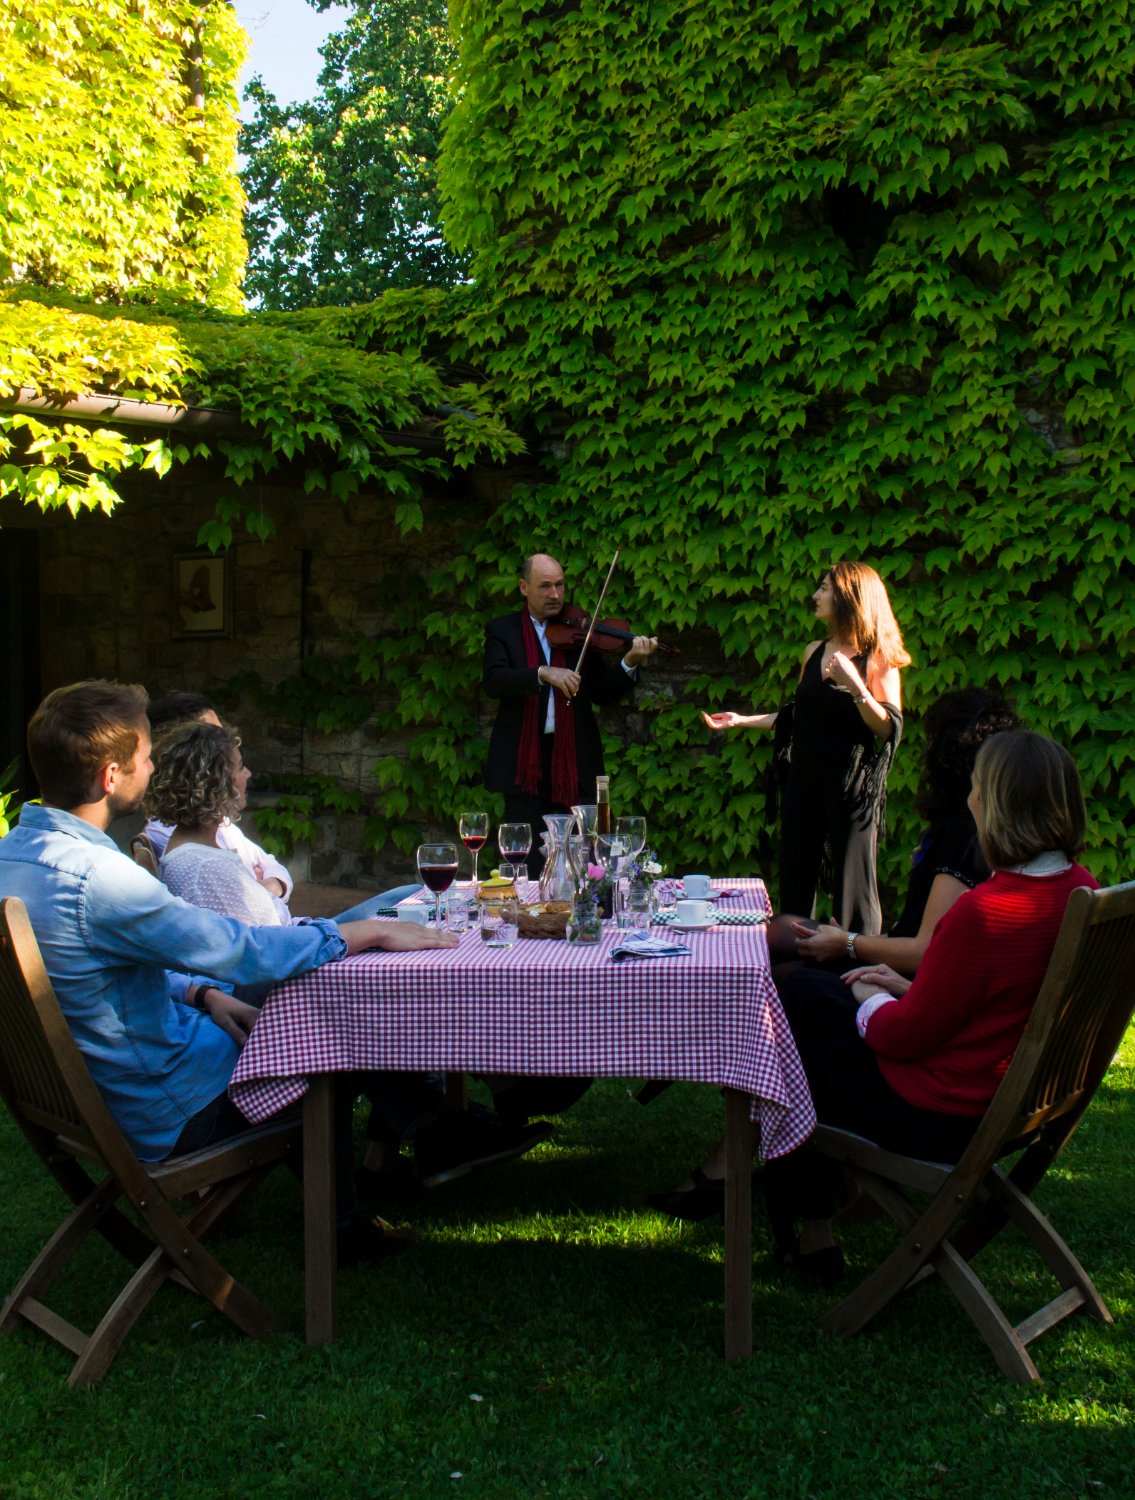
xmin=596 ymin=774 xmax=611 ymax=836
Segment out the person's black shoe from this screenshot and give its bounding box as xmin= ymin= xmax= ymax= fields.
xmin=492 ymin=1076 xmax=592 ymax=1125
xmin=415 ymin=1113 xmax=549 ymax=1189
xmin=646 ymin=1165 xmax=727 ymax=1222
xmin=336 ymin=1215 xmax=420 ymax=1269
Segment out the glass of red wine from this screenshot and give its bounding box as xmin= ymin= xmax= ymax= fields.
xmin=457 ymin=811 xmax=490 ymax=886
xmin=497 ymin=822 xmax=532 ymax=881
xmin=416 ymin=842 xmax=459 ymax=928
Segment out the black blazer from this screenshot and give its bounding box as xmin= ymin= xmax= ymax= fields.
xmin=481 ymin=611 xmax=635 ymax=796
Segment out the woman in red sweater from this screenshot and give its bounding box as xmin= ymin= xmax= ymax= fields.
xmin=764 ymin=730 xmax=1095 ymax=1285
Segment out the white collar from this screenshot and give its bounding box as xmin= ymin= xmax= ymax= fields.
xmin=1006 ymin=850 xmax=1072 ymax=876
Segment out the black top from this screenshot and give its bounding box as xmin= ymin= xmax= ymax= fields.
xmin=889 ymin=811 xmax=989 ymax=939
xmin=791 ymin=643 xmax=877 ymax=760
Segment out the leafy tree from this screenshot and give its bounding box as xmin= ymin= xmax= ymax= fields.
xmin=240 ymin=0 xmax=467 ymax=309
xmin=0 ymin=0 xmax=246 ymax=309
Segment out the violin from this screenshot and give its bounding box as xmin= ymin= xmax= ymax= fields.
xmin=546 ymin=603 xmax=680 ymax=658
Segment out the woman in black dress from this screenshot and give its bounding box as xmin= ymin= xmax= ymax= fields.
xmin=705 ymin=561 xmax=909 ymax=934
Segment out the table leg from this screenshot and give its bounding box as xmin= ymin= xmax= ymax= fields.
xmin=444 ymin=1071 xmax=467 ymax=1112
xmin=722 ymin=1086 xmax=753 ymax=1360
xmin=303 ymin=1074 xmax=338 ymax=1345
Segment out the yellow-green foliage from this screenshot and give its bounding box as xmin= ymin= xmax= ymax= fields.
xmin=0 ymin=287 xmax=524 ymax=532
xmin=0 ymin=0 xmax=246 ymax=309
xmin=427 ymin=0 xmax=1135 ymax=887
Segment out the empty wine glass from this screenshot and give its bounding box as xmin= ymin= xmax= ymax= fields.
xmin=598 ymin=830 xmax=636 ymax=925
xmin=416 ymin=842 xmax=458 ymax=928
xmin=497 ymin=822 xmax=532 ymax=881
xmin=615 ymin=815 xmax=647 ymax=859
xmin=457 ymin=811 xmax=490 ymax=885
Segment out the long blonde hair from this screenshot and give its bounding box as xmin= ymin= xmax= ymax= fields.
xmin=827 ymin=561 xmax=911 ymax=669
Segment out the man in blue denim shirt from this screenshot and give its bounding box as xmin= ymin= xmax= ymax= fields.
xmin=0 ymin=681 xmax=462 ymax=1263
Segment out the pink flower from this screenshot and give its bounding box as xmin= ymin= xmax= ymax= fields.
xmin=587 ymin=863 xmax=606 ymax=881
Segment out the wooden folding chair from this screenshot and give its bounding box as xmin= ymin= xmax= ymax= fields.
xmin=0 ymin=896 xmax=301 ymax=1386
xmin=812 ymin=879 xmax=1135 ymax=1382
xmin=129 ymin=832 xmax=159 ymax=876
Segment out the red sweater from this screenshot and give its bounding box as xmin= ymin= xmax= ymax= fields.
xmin=865 ymin=863 xmax=1098 ymax=1115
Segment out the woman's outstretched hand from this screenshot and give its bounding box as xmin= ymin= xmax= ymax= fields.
xmin=702 ymin=710 xmax=743 ymax=731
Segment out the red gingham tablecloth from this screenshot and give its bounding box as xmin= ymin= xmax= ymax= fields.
xmin=229 ymin=878 xmax=816 ymax=1159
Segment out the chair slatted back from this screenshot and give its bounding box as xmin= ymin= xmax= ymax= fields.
xmin=0 ymin=897 xmax=119 ymax=1161
xmin=130 ymin=834 xmax=159 ymax=877
xmin=986 ymin=882 xmax=1135 ymax=1149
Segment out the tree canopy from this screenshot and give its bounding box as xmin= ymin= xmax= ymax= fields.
xmin=240 ymin=0 xmax=467 ymax=309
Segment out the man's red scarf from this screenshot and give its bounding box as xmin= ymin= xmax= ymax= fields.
xmin=516 ymin=610 xmax=579 ymax=806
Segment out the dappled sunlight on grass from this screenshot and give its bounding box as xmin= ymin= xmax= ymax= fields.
xmin=0 ymin=1050 xmax=1133 ymax=1495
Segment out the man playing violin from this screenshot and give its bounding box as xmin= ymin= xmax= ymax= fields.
xmin=482 ymin=552 xmax=658 ymax=874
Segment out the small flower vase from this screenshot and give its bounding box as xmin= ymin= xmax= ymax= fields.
xmin=566 ymin=892 xmax=601 ymax=944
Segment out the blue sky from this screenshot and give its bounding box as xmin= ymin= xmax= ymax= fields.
xmin=233 ymin=0 xmax=349 ymax=113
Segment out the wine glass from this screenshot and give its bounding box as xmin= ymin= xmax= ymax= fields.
xmin=457 ymin=811 xmax=490 ymax=886
xmin=498 ymin=822 xmax=532 ymax=880
xmin=615 ymin=816 xmax=647 ymax=859
xmin=416 ymin=842 xmax=458 ymax=928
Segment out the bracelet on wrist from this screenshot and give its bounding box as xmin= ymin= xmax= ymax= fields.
xmin=846 ymin=930 xmax=859 ymax=960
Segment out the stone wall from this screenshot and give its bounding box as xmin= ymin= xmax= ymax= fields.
xmin=4 ymin=465 xmax=744 ymax=889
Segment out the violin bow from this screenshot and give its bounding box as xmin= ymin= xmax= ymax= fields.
xmin=572 ymin=547 xmax=621 ymax=677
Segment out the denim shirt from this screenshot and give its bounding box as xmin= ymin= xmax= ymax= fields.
xmin=0 ymin=804 xmax=348 ymax=1160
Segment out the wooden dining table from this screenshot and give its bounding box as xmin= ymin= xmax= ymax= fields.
xmin=228 ymin=878 xmax=815 ymax=1359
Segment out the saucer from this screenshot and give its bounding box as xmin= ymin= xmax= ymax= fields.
xmin=669 ymin=912 xmax=718 ymax=931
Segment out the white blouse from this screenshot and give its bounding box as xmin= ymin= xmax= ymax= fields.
xmin=159 ymin=842 xmax=288 ymax=927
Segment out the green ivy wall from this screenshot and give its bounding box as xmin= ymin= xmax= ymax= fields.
xmin=427 ymin=0 xmax=1135 ymax=888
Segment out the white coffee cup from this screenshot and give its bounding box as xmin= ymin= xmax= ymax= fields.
xmin=682 ymin=873 xmax=712 ymax=899
xmin=676 ymin=899 xmax=712 ymax=926
xmin=399 ymin=904 xmax=430 ymax=926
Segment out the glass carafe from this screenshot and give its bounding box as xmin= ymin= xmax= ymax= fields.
xmin=538 ymin=813 xmax=580 ymax=903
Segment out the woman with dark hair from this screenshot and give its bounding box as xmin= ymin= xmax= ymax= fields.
xmin=764 ymin=730 xmax=1096 ymax=1284
xmin=650 ymin=687 xmax=1019 ymax=1221
xmin=705 ymin=561 xmax=910 ymax=935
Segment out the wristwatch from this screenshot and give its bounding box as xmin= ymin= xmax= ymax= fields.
xmin=846 ymin=930 xmax=859 ymax=960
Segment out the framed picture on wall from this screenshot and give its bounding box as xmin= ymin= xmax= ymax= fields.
xmin=172 ymin=552 xmax=231 ymax=638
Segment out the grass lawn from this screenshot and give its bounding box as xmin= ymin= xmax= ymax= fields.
xmin=1 ymin=1028 xmax=1132 ymax=1500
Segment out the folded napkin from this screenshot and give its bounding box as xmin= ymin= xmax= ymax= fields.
xmin=709 ymin=887 xmax=746 ymax=899
xmin=611 ymin=932 xmax=691 ymax=961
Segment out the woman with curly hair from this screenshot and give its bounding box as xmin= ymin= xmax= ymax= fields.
xmin=147 ymin=721 xmax=287 ymax=926
xmin=705 ymin=561 xmax=910 ymax=936
xmin=147 ymin=718 xmax=547 ymax=1196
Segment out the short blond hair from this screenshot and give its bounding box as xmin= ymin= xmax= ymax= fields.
xmin=972 ymin=732 xmax=1086 ymax=870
